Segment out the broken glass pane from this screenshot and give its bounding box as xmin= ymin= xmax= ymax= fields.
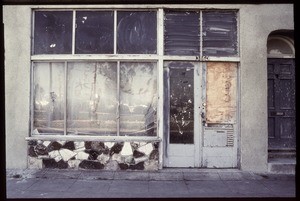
xmin=33 ymin=62 xmax=65 ymax=134
xmin=117 ymin=11 xmax=157 ymax=54
xmin=75 ymin=11 xmax=114 ymax=54
xmin=67 ymin=62 xmax=118 ymax=135
xmin=202 ymin=11 xmax=238 ymax=56
xmin=164 ymin=11 xmax=200 ymax=56
xmin=168 ymin=62 xmax=194 ymax=144
xmin=119 ymin=62 xmax=157 ymax=136
xmin=34 ymin=11 xmax=72 ymax=54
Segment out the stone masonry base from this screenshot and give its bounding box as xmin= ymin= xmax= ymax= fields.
xmin=27 ymin=140 xmax=159 ymax=171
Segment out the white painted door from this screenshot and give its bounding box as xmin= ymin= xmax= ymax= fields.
xmin=163 ymin=61 xmax=238 ymax=168
xmin=163 ymin=62 xmax=202 ymax=167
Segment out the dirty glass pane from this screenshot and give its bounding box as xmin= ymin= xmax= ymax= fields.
xmin=34 ymin=11 xmax=72 ymax=54
xmin=164 ymin=11 xmax=200 ymax=56
xmin=202 ymin=11 xmax=238 ymax=56
xmin=33 ymin=62 xmax=65 ymax=134
xmin=117 ymin=11 xmax=157 ymax=54
xmin=75 ymin=11 xmax=114 ymax=54
xmin=168 ymin=62 xmax=194 ymax=144
xmin=67 ymin=62 xmax=118 ymax=135
xmin=120 ymin=62 xmax=157 ymax=136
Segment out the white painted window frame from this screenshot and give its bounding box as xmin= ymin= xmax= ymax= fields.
xmin=28 ymin=6 xmax=240 ymax=146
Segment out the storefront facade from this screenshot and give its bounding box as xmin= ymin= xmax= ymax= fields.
xmin=4 ymin=4 xmax=294 ymax=172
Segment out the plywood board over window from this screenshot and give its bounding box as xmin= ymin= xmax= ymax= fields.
xmin=206 ymin=62 xmax=237 ymax=123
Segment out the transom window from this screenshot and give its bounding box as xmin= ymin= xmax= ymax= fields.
xmin=33 ymin=10 xmax=157 ymax=55
xmin=31 ymin=9 xmax=238 ymax=137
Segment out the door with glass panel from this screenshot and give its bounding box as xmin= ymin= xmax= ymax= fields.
xmin=164 ymin=62 xmax=202 ymax=167
xmin=162 ymin=9 xmax=238 ymax=168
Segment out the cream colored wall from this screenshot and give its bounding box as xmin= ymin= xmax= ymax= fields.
xmin=4 ymin=6 xmax=31 ymax=169
xmin=239 ymin=4 xmax=294 ymax=171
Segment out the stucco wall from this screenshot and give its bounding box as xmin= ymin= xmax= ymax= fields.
xmin=4 ymin=4 xmax=294 ymax=171
xmin=239 ymin=4 xmax=294 ymax=171
xmin=4 ymin=6 xmax=31 ymax=169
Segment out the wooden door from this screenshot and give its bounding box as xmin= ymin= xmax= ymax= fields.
xmin=268 ymin=58 xmax=296 ymax=149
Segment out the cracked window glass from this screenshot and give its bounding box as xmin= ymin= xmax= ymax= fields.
xmin=67 ymin=62 xmax=118 ymax=135
xmin=33 ymin=62 xmax=65 ymax=134
xmin=168 ymin=62 xmax=194 ymax=144
xmin=34 ymin=11 xmax=73 ymax=54
xmin=119 ymin=62 xmax=157 ymax=136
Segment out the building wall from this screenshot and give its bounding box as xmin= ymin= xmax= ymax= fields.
xmin=239 ymin=4 xmax=294 ymax=171
xmin=4 ymin=4 xmax=294 ymax=171
xmin=4 ymin=6 xmax=31 ymax=169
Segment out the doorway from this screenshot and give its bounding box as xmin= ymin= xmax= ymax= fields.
xmin=267 ymin=58 xmax=296 ymax=149
xmin=267 ymin=34 xmax=296 ymax=153
xmin=163 ymin=61 xmax=202 ymax=167
xmin=163 ymin=61 xmax=238 ymax=168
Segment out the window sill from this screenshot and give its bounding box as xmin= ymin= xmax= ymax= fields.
xmin=25 ymin=135 xmax=161 ymax=142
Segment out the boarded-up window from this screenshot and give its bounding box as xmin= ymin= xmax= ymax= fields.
xmin=164 ymin=11 xmax=200 ymax=56
xmin=206 ymin=62 xmax=237 ymax=123
xmin=202 ymin=11 xmax=238 ymax=56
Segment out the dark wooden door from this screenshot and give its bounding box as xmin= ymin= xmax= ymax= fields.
xmin=268 ymin=58 xmax=296 ymax=149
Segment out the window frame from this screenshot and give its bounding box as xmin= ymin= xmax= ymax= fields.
xmin=29 ymin=6 xmax=240 ymax=142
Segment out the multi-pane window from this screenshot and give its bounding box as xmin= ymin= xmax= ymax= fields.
xmin=31 ymin=9 xmax=238 ymax=137
xmin=33 ymin=61 xmax=157 ymax=136
xmin=33 ymin=10 xmax=157 ymax=55
xmin=32 ymin=10 xmax=158 ymax=136
xmin=164 ymin=10 xmax=238 ymax=56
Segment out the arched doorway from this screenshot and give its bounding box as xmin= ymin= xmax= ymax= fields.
xmin=267 ymin=32 xmax=295 ymax=159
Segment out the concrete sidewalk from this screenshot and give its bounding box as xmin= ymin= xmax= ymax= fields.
xmin=6 ymin=168 xmax=295 ymax=198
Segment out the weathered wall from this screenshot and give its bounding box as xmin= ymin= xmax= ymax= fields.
xmin=239 ymin=4 xmax=294 ymax=171
xmin=4 ymin=4 xmax=294 ymax=171
xmin=4 ymin=6 xmax=31 ymax=169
